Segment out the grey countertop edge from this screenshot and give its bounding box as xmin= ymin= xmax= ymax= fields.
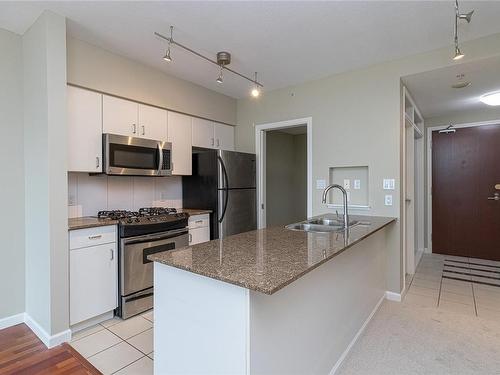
xmin=151 ymin=217 xmax=397 ymax=295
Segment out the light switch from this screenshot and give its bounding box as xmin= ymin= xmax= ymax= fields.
xmin=385 ymin=195 xmax=393 ymax=206
xmin=354 ymin=180 xmax=361 ymax=190
xmin=343 ymin=179 xmax=350 ymax=190
xmin=316 ymin=179 xmax=326 ymax=190
xmin=383 ymin=179 xmax=395 ymax=190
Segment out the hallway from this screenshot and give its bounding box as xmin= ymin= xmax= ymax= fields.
xmin=338 ymin=254 xmax=500 ymax=374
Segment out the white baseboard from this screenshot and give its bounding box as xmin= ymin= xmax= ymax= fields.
xmin=0 ymin=313 xmax=25 ymax=330
xmin=24 ymin=314 xmax=71 ymax=349
xmin=385 ymin=291 xmax=402 ymax=302
xmin=329 ymin=293 xmax=386 ymax=374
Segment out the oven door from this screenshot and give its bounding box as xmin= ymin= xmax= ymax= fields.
xmin=104 ymin=133 xmax=170 ymax=176
xmin=120 ymin=228 xmax=189 ymax=297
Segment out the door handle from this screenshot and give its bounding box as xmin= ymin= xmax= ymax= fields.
xmin=487 ymin=193 xmax=500 ymax=201
xmin=211 ymin=138 xmax=214 ymax=146
xmin=189 ymin=233 xmax=192 ymax=243
xmin=216 ymin=139 xmax=220 ymax=147
xmin=132 ymin=124 xmax=137 ymax=134
xmin=96 ymin=156 xmax=100 ymax=169
xmin=141 ymin=125 xmax=145 ymax=136
xmin=110 ymin=249 xmax=114 ymax=260
xmin=88 ymin=235 xmax=102 ymax=240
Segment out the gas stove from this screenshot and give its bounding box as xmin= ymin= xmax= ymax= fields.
xmin=98 ymin=207 xmax=189 ymax=238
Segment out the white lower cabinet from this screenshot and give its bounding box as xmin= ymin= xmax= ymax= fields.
xmin=188 ymin=214 xmax=210 ymax=245
xmin=69 ymin=225 xmax=118 ymax=326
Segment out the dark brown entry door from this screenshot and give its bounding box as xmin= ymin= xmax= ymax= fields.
xmin=432 ymin=124 xmax=500 ymax=260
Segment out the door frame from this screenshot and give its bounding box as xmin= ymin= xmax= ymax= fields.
xmin=426 ymin=119 xmax=500 ymax=253
xmin=255 ymin=117 xmax=313 ymax=229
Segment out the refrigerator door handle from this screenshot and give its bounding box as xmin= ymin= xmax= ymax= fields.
xmin=217 ymin=156 xmax=230 ymax=223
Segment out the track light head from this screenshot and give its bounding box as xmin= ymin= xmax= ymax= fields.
xmin=251 ymin=72 xmax=260 ymax=97
xmin=216 ymin=65 xmax=224 ymax=84
xmin=459 ymin=10 xmax=474 ymax=23
xmin=163 ymin=47 xmax=172 ymax=62
xmin=453 ymin=45 xmax=464 ymax=60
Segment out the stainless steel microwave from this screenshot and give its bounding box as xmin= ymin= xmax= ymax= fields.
xmin=103 ymin=134 xmax=172 ymax=176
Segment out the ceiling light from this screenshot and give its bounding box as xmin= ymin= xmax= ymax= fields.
xmin=480 ymin=92 xmax=500 ymax=106
xmin=154 ymin=27 xmax=263 ymax=95
xmin=163 ymin=26 xmax=173 ymax=62
xmin=453 ymin=46 xmax=464 ymax=60
xmin=251 ymin=72 xmax=260 ymax=98
xmin=216 ymin=65 xmax=223 ymax=84
xmin=451 ymin=73 xmax=470 ymax=88
xmin=452 ymin=1 xmax=473 ymax=61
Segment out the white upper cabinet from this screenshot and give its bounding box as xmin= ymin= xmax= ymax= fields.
xmin=67 ymin=86 xmax=103 ymax=172
xmin=103 ymin=95 xmax=167 ymax=141
xmin=168 ymin=112 xmax=192 ymax=175
xmin=138 ymin=104 xmax=168 ymax=141
xmin=102 ymin=95 xmax=138 ymax=137
xmin=192 ymin=118 xmax=234 ymax=151
xmin=192 ymin=118 xmax=215 ymax=148
xmin=214 ymin=123 xmax=235 ymax=151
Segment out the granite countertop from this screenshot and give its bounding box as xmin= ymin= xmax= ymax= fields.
xmin=68 ymin=217 xmax=119 ymax=230
xmin=148 ymin=215 xmax=396 ymax=295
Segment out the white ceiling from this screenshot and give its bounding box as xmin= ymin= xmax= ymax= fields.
xmin=2 ymin=1 xmax=500 ymax=99
xmin=403 ymin=55 xmax=500 ymax=118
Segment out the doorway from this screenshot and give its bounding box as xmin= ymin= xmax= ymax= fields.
xmin=255 ymin=118 xmax=312 ymax=229
xmin=431 ymin=124 xmax=500 ymax=261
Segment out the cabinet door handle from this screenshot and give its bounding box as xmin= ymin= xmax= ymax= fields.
xmin=195 ymin=220 xmax=203 ymax=224
xmin=189 ymin=233 xmax=192 ymax=243
xmin=96 ymin=156 xmax=100 ymax=169
xmin=216 ymin=139 xmax=220 ymax=147
xmin=88 ymin=234 xmax=102 ymax=240
xmin=211 ymin=138 xmax=214 ymax=146
xmin=110 ymin=249 xmax=114 ymax=260
xmin=132 ymin=124 xmax=137 ymax=134
xmin=141 ymin=125 xmax=145 ymax=136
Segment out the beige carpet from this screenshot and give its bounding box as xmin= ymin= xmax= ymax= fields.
xmin=337 ymin=300 xmax=500 ymax=375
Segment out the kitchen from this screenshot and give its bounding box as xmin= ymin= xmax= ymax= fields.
xmin=1 ymin=2 xmax=500 ymax=375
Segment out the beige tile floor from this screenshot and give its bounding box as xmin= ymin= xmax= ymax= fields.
xmin=405 ymin=253 xmax=500 ymax=319
xmin=70 ymin=310 xmax=154 ymax=375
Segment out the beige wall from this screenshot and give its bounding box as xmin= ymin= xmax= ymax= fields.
xmin=0 ymin=28 xmax=25 ymax=320
xmin=266 ymin=132 xmax=307 ymax=226
xmin=66 ymin=37 xmax=237 ymax=125
xmin=236 ymin=32 xmax=500 ymax=293
xmin=23 ymin=11 xmax=69 ymax=336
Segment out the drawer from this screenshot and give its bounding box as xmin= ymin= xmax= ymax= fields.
xmin=189 ymin=226 xmax=210 ymax=245
xmin=188 ymin=214 xmax=209 ymax=229
xmin=70 ymin=225 xmax=117 ymax=250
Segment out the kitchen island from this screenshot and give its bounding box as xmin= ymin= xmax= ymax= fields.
xmin=149 ymin=215 xmax=396 ymax=374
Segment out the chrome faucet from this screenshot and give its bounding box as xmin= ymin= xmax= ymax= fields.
xmin=322 ymin=184 xmax=349 ymax=229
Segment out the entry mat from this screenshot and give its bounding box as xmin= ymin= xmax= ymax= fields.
xmin=443 ymin=259 xmax=500 ymax=288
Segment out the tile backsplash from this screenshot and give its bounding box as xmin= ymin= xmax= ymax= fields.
xmin=68 ymin=172 xmax=182 ymax=217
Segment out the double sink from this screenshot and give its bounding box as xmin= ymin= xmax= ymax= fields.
xmin=286 ymin=214 xmax=360 ymax=233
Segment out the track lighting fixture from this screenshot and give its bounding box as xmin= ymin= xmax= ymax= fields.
xmin=216 ymin=65 xmax=224 ymax=84
xmin=163 ymin=26 xmax=173 ymax=62
xmin=453 ymin=0 xmax=473 ymax=61
xmin=251 ymin=72 xmax=260 ymax=98
xmin=155 ymin=27 xmax=263 ymax=97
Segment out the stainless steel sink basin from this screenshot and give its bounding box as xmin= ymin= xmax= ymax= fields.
xmin=285 ymin=215 xmax=360 ymax=233
xmin=285 ymin=223 xmax=344 ymax=233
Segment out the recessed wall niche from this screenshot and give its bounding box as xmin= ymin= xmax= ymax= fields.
xmin=328 ymin=166 xmax=369 ymax=207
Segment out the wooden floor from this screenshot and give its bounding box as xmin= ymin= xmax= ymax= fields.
xmin=0 ymin=324 xmax=101 ymax=374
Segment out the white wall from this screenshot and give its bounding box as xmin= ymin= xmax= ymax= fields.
xmin=68 ymin=174 xmax=182 ymax=216
xmin=266 ymin=131 xmax=307 ymax=226
xmin=23 ymin=11 xmax=69 ymax=336
xmin=67 ymin=37 xmax=237 ymax=125
xmin=236 ymin=32 xmax=500 ymax=293
xmin=0 ymin=28 xmax=25 ymax=320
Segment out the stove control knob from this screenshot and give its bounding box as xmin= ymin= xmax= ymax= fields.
xmin=127 ymin=219 xmax=133 ymax=224
xmin=135 ymin=218 xmax=140 ymax=223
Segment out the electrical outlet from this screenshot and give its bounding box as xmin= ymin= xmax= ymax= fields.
xmin=384 ymin=194 xmax=393 ymax=206
xmin=383 ymin=179 xmax=395 ymax=190
xmin=343 ymin=179 xmax=350 ymax=190
xmin=316 ymin=179 xmax=326 ymax=190
xmin=354 ymin=180 xmax=361 ymax=190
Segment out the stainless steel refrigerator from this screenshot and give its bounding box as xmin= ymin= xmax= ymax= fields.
xmin=183 ymin=149 xmax=257 ymax=239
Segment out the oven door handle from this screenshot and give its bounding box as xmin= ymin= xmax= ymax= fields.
xmin=157 ymin=143 xmax=163 ymax=175
xmin=122 ymin=228 xmax=188 ymax=245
